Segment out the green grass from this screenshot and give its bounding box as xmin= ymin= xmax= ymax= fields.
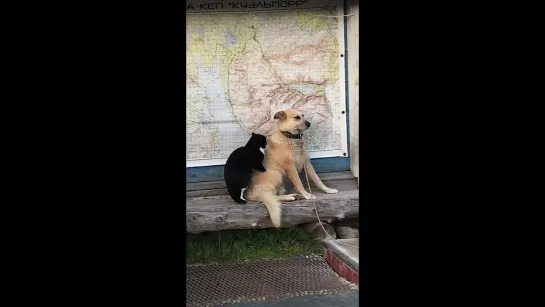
xmin=187 ymin=228 xmax=323 ymax=264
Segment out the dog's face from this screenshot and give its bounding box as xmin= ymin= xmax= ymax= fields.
xmin=274 ymin=109 xmax=311 ymax=134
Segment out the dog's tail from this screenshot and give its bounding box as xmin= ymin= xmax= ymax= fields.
xmin=260 ymin=192 xmax=282 ymax=228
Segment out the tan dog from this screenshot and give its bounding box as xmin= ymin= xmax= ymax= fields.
xmin=246 ymin=109 xmax=339 ymax=228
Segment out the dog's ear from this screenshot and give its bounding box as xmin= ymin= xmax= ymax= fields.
xmin=252 ymin=132 xmax=255 ymax=136
xmin=274 ymin=111 xmax=286 ymax=120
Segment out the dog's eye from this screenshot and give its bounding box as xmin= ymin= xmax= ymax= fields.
xmin=294 ymin=116 xmax=301 ymax=119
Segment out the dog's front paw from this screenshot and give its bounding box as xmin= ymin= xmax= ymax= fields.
xmin=323 ymin=188 xmax=338 ymax=194
xmin=302 ymin=192 xmax=316 ymax=200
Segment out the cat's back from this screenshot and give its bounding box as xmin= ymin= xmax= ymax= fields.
xmin=225 ymin=147 xmax=258 ymax=170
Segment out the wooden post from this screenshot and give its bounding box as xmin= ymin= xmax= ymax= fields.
xmin=347 ymin=0 xmax=360 ymax=185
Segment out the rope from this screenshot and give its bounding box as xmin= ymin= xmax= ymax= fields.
xmin=302 ymin=164 xmax=358 ymax=249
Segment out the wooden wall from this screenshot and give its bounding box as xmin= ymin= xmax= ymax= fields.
xmin=346 ymin=0 xmax=360 ymax=183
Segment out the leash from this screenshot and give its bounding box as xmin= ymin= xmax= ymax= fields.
xmin=283 ymin=131 xmax=358 ymax=249
xmin=302 ymin=164 xmax=359 ymax=249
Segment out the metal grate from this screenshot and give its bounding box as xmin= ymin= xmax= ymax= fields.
xmin=186 ymin=255 xmax=358 ymax=307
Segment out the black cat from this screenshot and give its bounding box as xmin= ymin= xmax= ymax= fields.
xmin=224 ymin=133 xmax=267 ymax=203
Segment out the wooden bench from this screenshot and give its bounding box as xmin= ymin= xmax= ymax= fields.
xmin=186 ymin=171 xmax=360 ymax=233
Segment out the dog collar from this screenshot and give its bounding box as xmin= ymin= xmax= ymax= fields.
xmin=280 ymin=131 xmax=303 ymax=139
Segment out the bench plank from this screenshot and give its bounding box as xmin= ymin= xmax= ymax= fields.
xmin=186 ymin=171 xmax=356 ymax=198
xmin=186 ymin=179 xmax=359 ymax=233
xmin=186 ymin=177 xmax=358 ymax=198
xmin=186 ymin=171 xmax=355 ymax=191
xmin=186 ymin=157 xmax=351 ymax=183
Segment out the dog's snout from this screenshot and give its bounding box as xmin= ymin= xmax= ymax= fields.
xmin=305 ymin=121 xmax=311 ymax=127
